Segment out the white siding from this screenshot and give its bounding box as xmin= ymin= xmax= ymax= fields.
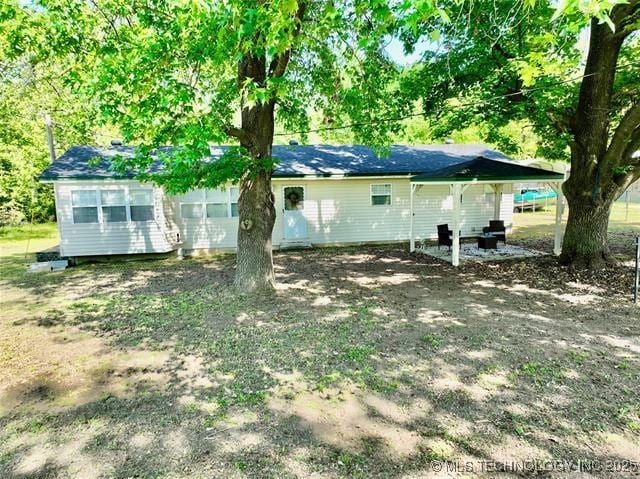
xmin=174 ymin=188 xmax=239 ymax=250
xmin=271 ymin=179 xmax=514 ymax=246
xmin=53 ymin=178 xmax=515 ymax=256
xmin=54 ymin=180 xmax=176 ymax=257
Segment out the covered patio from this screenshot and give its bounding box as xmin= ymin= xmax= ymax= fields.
xmin=408 ymin=157 xmax=566 ymax=266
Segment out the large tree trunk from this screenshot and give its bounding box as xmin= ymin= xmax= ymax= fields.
xmin=234 ymin=53 xmax=278 ymax=291
xmin=235 ymin=168 xmax=277 ymax=291
xmin=560 ymin=18 xmax=628 ymax=267
xmin=229 ymin=4 xmax=305 ymax=291
xmin=561 ymin=188 xmax=614 ymax=267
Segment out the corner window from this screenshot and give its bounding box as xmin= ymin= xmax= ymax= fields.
xmin=130 ymin=189 xmax=154 ymax=222
xmin=371 ymin=184 xmax=392 ymax=206
xmin=100 ymin=190 xmax=127 ymax=223
xmin=71 ymin=190 xmax=99 ymax=224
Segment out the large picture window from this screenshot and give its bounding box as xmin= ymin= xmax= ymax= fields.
xmin=130 ymin=189 xmax=154 ymax=222
xmin=101 ymin=190 xmax=127 ymax=223
xmin=371 ymin=184 xmax=392 ymax=206
xmin=71 ymin=190 xmax=99 ymax=224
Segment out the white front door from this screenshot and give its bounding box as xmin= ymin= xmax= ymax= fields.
xmin=283 ymin=186 xmax=308 ymax=240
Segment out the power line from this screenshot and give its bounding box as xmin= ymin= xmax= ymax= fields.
xmin=273 ymin=59 xmax=640 ymax=137
xmin=44 ymin=59 xmax=640 ymax=142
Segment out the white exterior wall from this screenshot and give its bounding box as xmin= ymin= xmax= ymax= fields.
xmin=53 ymin=180 xmax=176 ymax=257
xmin=174 ymin=178 xmax=513 ymax=251
xmin=271 ymin=179 xmax=513 ymax=246
xmin=53 ymin=178 xmax=514 ymax=256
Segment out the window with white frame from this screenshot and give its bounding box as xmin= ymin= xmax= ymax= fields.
xmin=71 ymin=190 xmax=99 ymax=223
xmin=130 ymin=189 xmax=155 ymax=221
xmin=181 ymin=187 xmax=240 ymax=219
xmin=101 ymin=189 xmax=127 ymax=223
xmin=370 ymin=183 xmax=392 ymax=206
xmin=230 ymin=187 xmax=239 ymax=217
xmin=205 ymin=189 xmax=229 ymax=218
xmin=180 ymin=203 xmax=204 ymax=219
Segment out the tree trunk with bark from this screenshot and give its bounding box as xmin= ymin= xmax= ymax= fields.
xmin=233 ymin=53 xmax=278 ymax=291
xmin=559 ymin=2 xmax=640 ymax=267
xmin=229 ymin=3 xmax=306 ymax=291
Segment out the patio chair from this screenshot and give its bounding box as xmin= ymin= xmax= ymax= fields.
xmin=482 ymin=220 xmax=507 ymax=244
xmin=437 ymin=224 xmax=458 ymax=250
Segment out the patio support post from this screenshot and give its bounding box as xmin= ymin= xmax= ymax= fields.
xmin=492 ymin=184 xmax=503 ymax=220
xmin=553 ymin=182 xmax=564 ymax=256
xmin=451 ymin=183 xmax=462 ymax=266
xmin=410 ymin=183 xmax=416 ymax=252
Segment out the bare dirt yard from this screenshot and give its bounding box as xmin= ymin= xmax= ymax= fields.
xmin=1 ymin=209 xmax=639 ymax=478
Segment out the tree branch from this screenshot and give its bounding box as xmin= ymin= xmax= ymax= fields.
xmin=613 ymin=0 xmax=640 ymax=38
xmin=224 ymin=125 xmax=252 ymax=144
xmin=268 ymin=2 xmax=307 ymax=78
xmin=605 ymin=102 xmax=640 ymax=165
xmin=623 ymin=126 xmax=640 ymax=162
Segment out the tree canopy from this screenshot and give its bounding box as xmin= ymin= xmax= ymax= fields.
xmin=399 ymin=0 xmax=639 ymax=161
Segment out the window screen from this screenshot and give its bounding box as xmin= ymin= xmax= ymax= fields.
xmin=100 ymin=190 xmax=127 ymax=223
xmin=71 ymin=190 xmax=99 ymax=224
xmin=371 ymin=184 xmax=391 ymax=206
xmin=230 ymin=187 xmax=240 ymax=217
xmin=206 ymin=203 xmax=228 ymax=218
xmin=181 ymin=204 xmax=203 ymax=219
xmin=130 ymin=189 xmax=154 ymax=222
xmin=205 ymin=189 xmax=229 ymax=218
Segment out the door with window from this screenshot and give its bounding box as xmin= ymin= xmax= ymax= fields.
xmin=283 ymin=186 xmax=308 ymax=240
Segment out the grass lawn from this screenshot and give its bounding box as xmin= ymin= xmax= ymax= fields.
xmin=0 ymin=206 xmax=639 ymax=478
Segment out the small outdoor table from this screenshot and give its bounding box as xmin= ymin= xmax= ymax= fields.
xmin=477 ymin=235 xmax=498 ymax=250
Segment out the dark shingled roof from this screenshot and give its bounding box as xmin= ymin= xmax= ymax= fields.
xmin=412 ymin=156 xmax=564 ymax=182
xmin=39 ymin=144 xmax=562 ymax=181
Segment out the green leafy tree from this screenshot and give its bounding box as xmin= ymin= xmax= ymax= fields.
xmin=2 ymin=0 xmax=441 ymax=290
xmin=401 ymin=0 xmax=640 ymax=267
xmin=0 ymin=20 xmax=97 ymax=226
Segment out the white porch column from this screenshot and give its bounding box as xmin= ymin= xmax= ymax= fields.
xmin=553 ymin=182 xmax=564 ymax=256
xmin=493 ymin=184 xmax=503 ymax=220
xmin=451 ymin=183 xmax=462 ymax=266
xmin=409 ymin=183 xmax=416 ymax=252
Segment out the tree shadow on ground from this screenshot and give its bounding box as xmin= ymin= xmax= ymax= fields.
xmin=1 ymin=236 xmax=639 ymax=478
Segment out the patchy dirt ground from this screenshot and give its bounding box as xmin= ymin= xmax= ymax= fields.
xmin=0 ymin=222 xmax=639 ymax=478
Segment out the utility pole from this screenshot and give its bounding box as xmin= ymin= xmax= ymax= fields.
xmin=44 ymin=113 xmax=56 ymax=162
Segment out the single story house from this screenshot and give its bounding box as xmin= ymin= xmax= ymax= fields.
xmin=39 ymin=143 xmax=565 ymax=266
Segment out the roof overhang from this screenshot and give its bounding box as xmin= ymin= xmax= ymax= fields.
xmin=410 ymin=175 xmax=565 ymax=185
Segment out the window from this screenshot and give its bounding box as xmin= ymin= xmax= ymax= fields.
xmin=205 ymin=189 xmax=229 ymax=218
xmin=130 ymin=189 xmax=154 ymax=222
xmin=371 ymin=184 xmax=391 ymax=206
xmin=181 ymin=204 xmax=204 ymax=219
xmin=71 ymin=190 xmax=99 ymax=224
xmin=230 ymin=187 xmax=239 ymax=217
xmin=101 ymin=190 xmax=127 ymax=223
xmin=180 ymin=187 xmax=240 ymax=220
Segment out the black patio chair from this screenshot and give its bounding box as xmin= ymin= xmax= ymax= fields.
xmin=482 ymin=220 xmax=507 ymax=244
xmin=437 ymin=224 xmax=456 ymax=250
